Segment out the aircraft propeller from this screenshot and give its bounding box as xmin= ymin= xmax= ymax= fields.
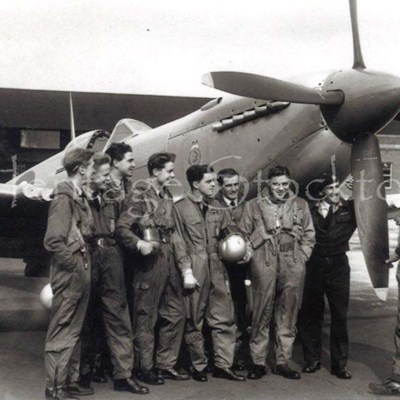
xmin=202 ymin=0 xmax=399 ymax=300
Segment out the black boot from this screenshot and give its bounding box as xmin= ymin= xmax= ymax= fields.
xmin=114 ymin=377 xmax=149 ymax=394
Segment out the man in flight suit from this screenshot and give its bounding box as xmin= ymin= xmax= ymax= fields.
xmin=369 ymin=219 xmax=400 ymax=395
xmin=80 ymin=143 xmax=136 ymax=385
xmin=173 ymin=164 xmax=250 ymax=382
xmin=239 ymin=165 xmax=315 ymax=380
xmin=117 ymin=152 xmax=188 ymax=384
xmin=214 ymin=168 xmax=248 ymax=370
xmin=298 ymin=176 xmax=356 ymax=379
xmin=44 ymin=148 xmax=95 ymax=400
xmin=83 ymin=153 xmax=148 ymax=395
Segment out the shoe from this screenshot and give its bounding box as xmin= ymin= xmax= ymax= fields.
xmin=247 ymin=364 xmax=267 ymax=380
xmin=139 ymin=369 xmax=164 ymax=385
xmin=114 ymin=377 xmax=149 ymax=394
xmin=302 ymin=361 xmax=321 ymax=373
xmin=65 ymin=383 xmax=94 ymax=396
xmin=45 ymin=388 xmax=77 ymax=400
xmin=369 ymin=380 xmax=400 ymax=395
xmin=158 ymin=368 xmax=190 ymax=381
xmin=78 ymin=373 xmax=92 ymax=389
xmin=212 ymin=367 xmax=245 ymax=381
xmin=273 ymin=364 xmax=301 ymax=380
xmin=330 ymin=367 xmax=352 ymax=379
xmin=192 ymin=369 xmax=208 ymax=382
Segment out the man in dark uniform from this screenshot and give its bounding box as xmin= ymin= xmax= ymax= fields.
xmin=239 ymin=165 xmax=315 ymax=380
xmin=298 ymin=175 xmax=356 ymax=379
xmin=214 ymin=168 xmax=248 ymax=370
xmin=44 ymin=148 xmax=95 ymax=400
xmin=173 ymin=164 xmax=250 ymax=382
xmin=116 ymin=152 xmax=188 ymax=384
xmin=82 ymin=153 xmax=148 ymax=395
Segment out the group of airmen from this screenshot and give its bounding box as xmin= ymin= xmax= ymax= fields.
xmin=43 ymin=142 xmax=375 ymax=400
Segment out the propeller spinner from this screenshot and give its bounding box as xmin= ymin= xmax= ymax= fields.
xmin=202 ymin=0 xmax=400 ymax=300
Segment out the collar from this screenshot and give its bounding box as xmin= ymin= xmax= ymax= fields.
xmin=223 ymin=195 xmax=236 ymax=207
xmin=317 ymin=199 xmax=342 ymax=216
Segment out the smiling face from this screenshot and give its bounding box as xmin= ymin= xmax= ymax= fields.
xmin=91 ymin=163 xmax=111 ymax=192
xmin=154 ymin=161 xmax=175 ymax=186
xmin=321 ymin=181 xmax=341 ymax=205
xmin=220 ymin=175 xmax=240 ymax=201
xmin=114 ymin=151 xmax=135 ymax=178
xmin=268 ymin=174 xmax=291 ymax=201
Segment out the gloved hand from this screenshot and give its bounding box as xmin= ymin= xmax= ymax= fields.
xmin=182 ymin=269 xmax=199 ymax=289
xmin=137 ymin=240 xmax=154 ymax=256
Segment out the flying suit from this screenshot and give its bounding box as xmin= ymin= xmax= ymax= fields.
xmin=173 ymin=195 xmax=236 ymax=372
xmin=81 ymin=189 xmax=135 ymax=381
xmin=116 ymin=181 xmax=185 ymax=372
xmin=43 ymin=181 xmax=94 ymax=394
xmin=238 ymin=188 xmax=315 ymax=367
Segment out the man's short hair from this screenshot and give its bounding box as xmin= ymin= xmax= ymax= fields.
xmin=147 ymin=152 xmax=176 ymax=176
xmin=186 ymin=164 xmax=214 ymax=189
xmin=63 ymin=148 xmax=94 ymax=177
xmin=268 ymin=165 xmax=291 ymax=180
xmin=217 ymin=168 xmax=239 ymax=186
xmin=91 ymin=153 xmax=111 ymax=172
xmin=105 ymin=142 xmax=133 ymax=162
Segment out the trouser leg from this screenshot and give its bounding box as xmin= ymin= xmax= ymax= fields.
xmin=297 ymin=255 xmax=326 ymax=364
xmin=206 ymin=256 xmax=236 ymax=369
xmin=45 ymin=256 xmax=90 ymax=391
xmin=226 ymin=264 xmax=248 ymax=340
xmin=274 ymin=252 xmax=305 ymax=365
xmin=325 ymin=254 xmax=350 ymax=370
xmin=133 ymin=248 xmax=170 ymax=372
xmin=249 ymin=250 xmax=276 ymax=367
xmin=156 ymin=258 xmax=185 ymax=370
xmin=184 ymin=256 xmax=210 ymax=372
xmin=97 ymin=247 xmax=134 ymax=380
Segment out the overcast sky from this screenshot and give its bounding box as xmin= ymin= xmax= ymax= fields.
xmin=0 ymin=0 xmax=399 ymax=97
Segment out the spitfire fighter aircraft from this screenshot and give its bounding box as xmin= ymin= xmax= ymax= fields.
xmin=0 ymin=0 xmax=396 ymax=300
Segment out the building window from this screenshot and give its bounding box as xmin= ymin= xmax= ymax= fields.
xmin=20 ymin=130 xmax=60 ymax=149
xmin=382 ymin=162 xmax=392 ymax=189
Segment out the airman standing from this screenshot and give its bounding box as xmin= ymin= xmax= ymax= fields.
xmin=173 ymin=164 xmax=250 ymax=382
xmin=239 ymin=165 xmax=315 ymax=380
xmin=44 ymin=148 xmax=95 ymax=400
xmin=116 ymin=153 xmax=188 ymax=384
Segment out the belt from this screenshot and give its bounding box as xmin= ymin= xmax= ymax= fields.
xmin=279 ymin=242 xmax=294 ymax=252
xmin=89 ymin=237 xmax=116 ymax=248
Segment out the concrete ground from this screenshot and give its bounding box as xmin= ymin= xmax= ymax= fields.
xmin=1 ymin=222 xmax=400 ymax=400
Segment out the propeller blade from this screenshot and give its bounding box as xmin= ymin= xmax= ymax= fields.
xmin=351 ymin=134 xmax=389 ymax=300
xmin=349 ymin=0 xmax=366 ymax=69
xmin=202 ymin=71 xmax=344 ymax=105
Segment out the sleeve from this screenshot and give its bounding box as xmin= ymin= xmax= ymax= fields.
xmin=172 ymin=206 xmax=192 ymax=274
xmin=43 ymin=195 xmax=76 ymax=271
xmin=115 ymin=191 xmax=143 ymax=252
xmin=237 ymin=202 xmax=255 ymax=238
xmin=299 ymin=200 xmax=316 ymax=261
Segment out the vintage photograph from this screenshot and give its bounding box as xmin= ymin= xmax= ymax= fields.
xmin=1 ymin=0 xmax=400 ymax=399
